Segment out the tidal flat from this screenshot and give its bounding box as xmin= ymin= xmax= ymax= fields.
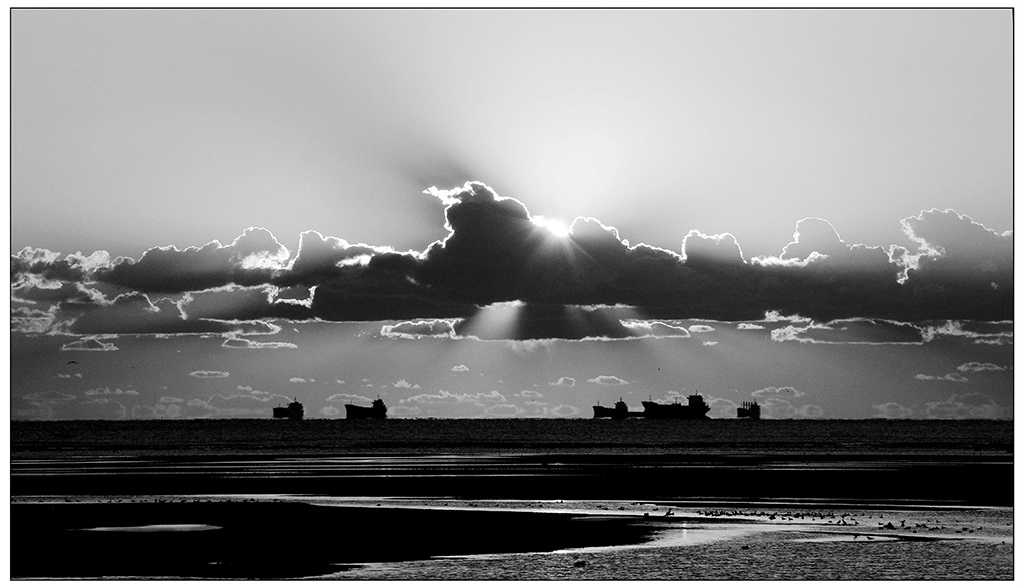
xmin=10 ymin=418 xmax=1013 ymax=580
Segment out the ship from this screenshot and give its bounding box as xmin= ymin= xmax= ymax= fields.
xmin=640 ymin=393 xmax=711 ymax=420
xmin=593 ymin=398 xmax=632 ymax=419
xmin=273 ymin=398 xmax=304 ymax=420
xmin=345 ymin=397 xmax=387 ymax=419
xmin=593 ymin=393 xmax=711 ymax=419
xmin=737 ymin=401 xmax=761 ymax=420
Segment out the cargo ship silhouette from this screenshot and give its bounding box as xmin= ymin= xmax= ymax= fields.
xmin=273 ymin=398 xmax=304 ymax=420
xmin=592 ymin=393 xmax=710 ymax=419
xmin=737 ymin=401 xmax=761 ymax=420
xmin=345 ymin=397 xmax=387 ymax=419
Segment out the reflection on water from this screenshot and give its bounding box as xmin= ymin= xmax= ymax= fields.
xmin=332 ymin=502 xmax=1012 ymax=581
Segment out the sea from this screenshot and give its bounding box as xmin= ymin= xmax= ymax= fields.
xmin=10 ymin=418 xmax=1015 ymax=580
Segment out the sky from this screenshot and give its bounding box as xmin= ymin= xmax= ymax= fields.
xmin=9 ymin=8 xmax=1014 ymax=420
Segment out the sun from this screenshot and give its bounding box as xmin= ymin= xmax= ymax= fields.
xmin=531 ymin=216 xmax=571 ymax=239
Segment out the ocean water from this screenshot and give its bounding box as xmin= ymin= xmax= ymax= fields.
xmin=10 ymin=418 xmax=1014 ymax=580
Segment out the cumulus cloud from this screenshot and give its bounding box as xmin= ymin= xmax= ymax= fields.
xmin=320 ymin=406 xmax=341 ymax=417
xmin=550 ymin=377 xmax=575 ymax=387
xmin=221 ymin=337 xmax=297 ymax=349
xmin=736 ymin=323 xmax=765 ymax=330
xmin=688 ymin=324 xmax=715 ymax=333
xmin=11 ymin=184 xmax=1012 ymax=334
xmin=183 ymin=391 xmax=294 ymax=418
xmin=771 ymin=318 xmax=927 ymax=345
xmin=705 ymin=396 xmax=740 ymax=419
xmin=393 ymin=379 xmax=420 ymax=389
xmin=451 ymin=365 xmax=469 ymax=372
xmin=518 ymin=390 xmax=543 ymax=398
xmin=872 ymin=402 xmax=915 ymax=419
xmin=95 ymin=227 xmax=289 ymax=293
xmin=190 ymin=370 xmax=229 ymax=378
xmin=587 ymin=375 xmax=628 ymax=386
xmin=682 ymin=230 xmax=746 ymax=265
xmin=914 ymin=373 xmax=969 ymax=382
xmin=381 ymin=319 xmax=458 ymax=339
xmin=550 ymin=404 xmax=580 ymax=418
xmin=925 ymin=392 xmax=1009 ymax=419
xmin=61 ymin=337 xmax=119 ymax=352
xmin=289 ymin=377 xmax=308 ymax=383
xmin=957 ymin=362 xmax=1007 ymax=372
xmin=401 ymin=390 xmax=506 ymax=405
xmin=757 ymin=397 xmax=822 ymax=419
xmin=83 ymin=387 xmax=139 ymax=396
xmin=873 ymin=393 xmax=1009 ymax=420
xmin=484 ymin=404 xmax=524 ymax=417
xmin=326 ymin=393 xmax=374 ymax=404
xmin=751 ymin=386 xmax=805 ymax=399
xmin=702 ymin=341 xmax=718 ymax=346
xmin=620 ymin=320 xmax=691 ymax=338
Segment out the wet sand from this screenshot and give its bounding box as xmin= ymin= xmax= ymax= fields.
xmin=11 ymin=494 xmax=1012 ymax=580
xmin=10 ymin=419 xmax=1012 ymax=579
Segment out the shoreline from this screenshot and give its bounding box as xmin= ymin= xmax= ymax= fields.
xmin=11 ymin=494 xmax=1012 ymax=580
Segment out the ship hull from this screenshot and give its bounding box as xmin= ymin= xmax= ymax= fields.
xmin=641 ymin=401 xmax=709 ymax=420
xmin=592 ymin=405 xmax=627 ymax=419
xmin=345 ymin=404 xmax=387 ymax=419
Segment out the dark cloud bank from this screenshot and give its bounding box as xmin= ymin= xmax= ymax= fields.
xmin=11 ymin=182 xmax=1013 ymax=338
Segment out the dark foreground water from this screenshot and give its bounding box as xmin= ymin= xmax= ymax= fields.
xmin=10 ymin=418 xmax=1014 ymax=580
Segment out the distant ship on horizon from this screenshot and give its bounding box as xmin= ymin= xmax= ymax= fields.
xmin=346 ymin=398 xmax=387 ymax=419
xmin=737 ymin=401 xmax=761 ymax=420
xmin=273 ymin=398 xmax=304 ymax=420
xmin=593 ymin=393 xmax=711 ymax=420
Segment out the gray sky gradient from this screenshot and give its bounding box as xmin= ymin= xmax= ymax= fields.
xmin=13 ymin=9 xmax=1011 ymax=259
xmin=10 ymin=9 xmax=1014 ymax=421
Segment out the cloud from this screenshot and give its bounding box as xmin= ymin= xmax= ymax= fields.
xmin=401 ymin=390 xmax=506 ymax=405
xmin=221 ymin=337 xmax=297 ymax=349
xmin=381 ymin=319 xmax=458 ymax=339
xmin=550 ymin=377 xmax=575 ymax=387
xmin=518 ymin=390 xmax=543 ymax=398
xmin=956 ymin=362 xmax=1007 ymax=372
xmin=688 ymin=324 xmax=715 ymax=333
xmin=702 ymin=341 xmax=718 ymax=346
xmin=61 ymin=337 xmax=119 ymax=352
xmin=682 ymin=230 xmax=746 ymax=264
xmin=757 ymin=397 xmax=822 ymax=419
xmin=736 ymin=323 xmax=765 ymax=330
xmin=289 ymin=377 xmax=308 ymax=383
xmin=924 ymin=392 xmax=1009 ymax=419
xmin=320 ymin=406 xmax=341 ymax=417
xmin=451 ymin=365 xmax=469 ymax=372
xmin=914 ymin=372 xmax=969 ymax=382
xmin=872 ymin=392 xmax=1010 ymax=420
xmin=393 ymin=379 xmax=420 ymax=389
xmin=920 ymin=320 xmax=1014 ymax=345
xmin=326 ymin=393 xmax=374 ymax=404
xmin=160 ymin=396 xmax=185 ymax=403
xmin=751 ymin=386 xmax=804 ymax=399
xmin=770 ymin=318 xmax=927 ymax=345
xmin=11 ymin=184 xmax=1012 ymax=333
xmin=705 ymin=396 xmax=740 ymax=419
xmin=190 ymin=370 xmax=229 ymax=378
xmin=872 ymin=402 xmax=915 ymax=419
xmin=389 ymin=405 xmax=422 ymax=417
xmin=95 ymin=227 xmax=289 ymax=293
xmin=484 ymin=404 xmax=524 ymax=417
xmin=83 ymin=387 xmax=139 ymax=396
xmin=550 ymin=404 xmax=580 ymax=418
xmin=587 ymin=375 xmax=628 ymax=386
xmin=619 ymin=320 xmax=691 ymax=338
